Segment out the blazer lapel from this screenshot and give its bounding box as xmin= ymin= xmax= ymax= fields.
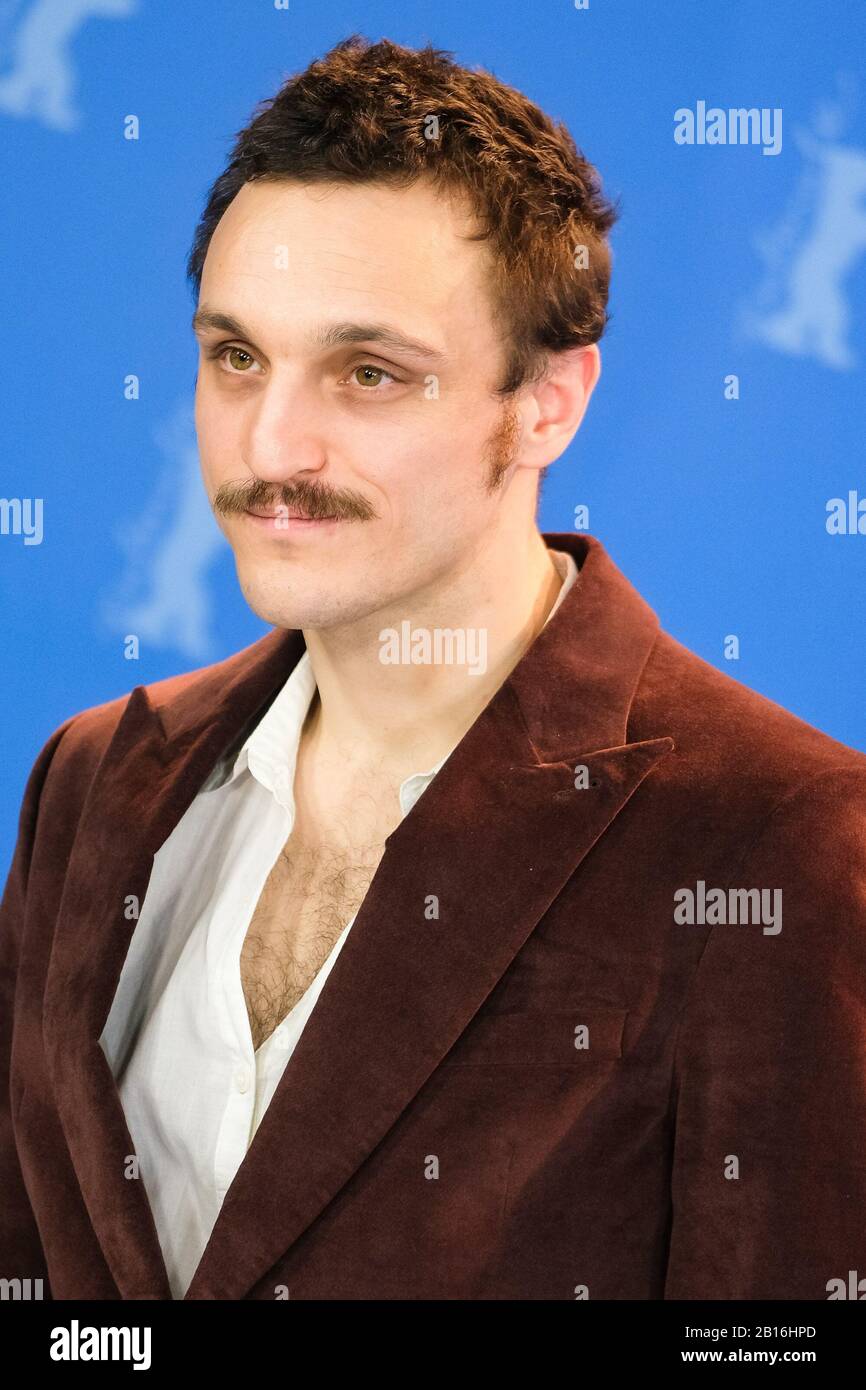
xmin=42 ymin=625 xmax=307 ymax=1299
xmin=183 ymin=533 xmax=676 ymax=1299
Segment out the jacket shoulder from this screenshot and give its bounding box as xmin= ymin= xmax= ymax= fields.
xmin=635 ymin=630 xmax=866 ymax=788
xmin=32 ymin=632 xmax=281 ymax=791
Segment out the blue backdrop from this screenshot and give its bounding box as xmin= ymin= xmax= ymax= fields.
xmin=2 ymin=0 xmax=865 ymax=880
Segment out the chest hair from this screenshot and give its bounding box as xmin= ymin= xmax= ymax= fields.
xmin=240 ymin=816 xmax=390 ymax=1051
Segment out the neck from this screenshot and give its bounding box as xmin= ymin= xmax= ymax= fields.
xmin=300 ymin=525 xmax=564 ymax=780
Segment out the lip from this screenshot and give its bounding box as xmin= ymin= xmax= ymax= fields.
xmin=242 ymin=510 xmax=343 ymax=533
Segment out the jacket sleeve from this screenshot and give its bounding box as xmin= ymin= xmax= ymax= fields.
xmin=664 ymin=766 xmax=866 ymax=1299
xmin=0 ymin=717 xmax=77 ymax=1291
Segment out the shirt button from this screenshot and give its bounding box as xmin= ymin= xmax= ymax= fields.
xmin=234 ymin=1068 xmax=250 ymax=1093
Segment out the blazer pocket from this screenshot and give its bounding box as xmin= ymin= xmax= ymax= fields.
xmin=441 ymin=1006 xmax=628 ymax=1067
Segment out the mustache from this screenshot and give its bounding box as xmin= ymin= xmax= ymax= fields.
xmin=213 ymin=477 xmax=377 ymax=522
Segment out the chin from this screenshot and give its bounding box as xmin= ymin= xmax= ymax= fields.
xmin=237 ymin=573 xmax=379 ymax=633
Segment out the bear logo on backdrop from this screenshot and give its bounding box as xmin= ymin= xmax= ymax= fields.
xmin=0 ymin=0 xmax=137 ymax=132
xmin=742 ymin=75 xmax=866 ymax=371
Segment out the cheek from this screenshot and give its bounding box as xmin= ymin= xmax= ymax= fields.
xmin=195 ymin=433 xmax=220 ymax=498
xmin=361 ymin=412 xmax=491 ymax=507
xmin=195 ymin=389 xmax=239 ymax=479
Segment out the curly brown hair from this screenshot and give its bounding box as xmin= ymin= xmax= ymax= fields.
xmin=186 ymin=34 xmax=620 ymax=398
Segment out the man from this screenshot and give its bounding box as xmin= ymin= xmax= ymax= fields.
xmin=2 ymin=35 xmax=865 ymax=1302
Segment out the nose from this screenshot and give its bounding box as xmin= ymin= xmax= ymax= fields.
xmin=242 ymin=367 xmax=328 ymax=483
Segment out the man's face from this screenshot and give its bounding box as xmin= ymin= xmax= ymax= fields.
xmin=194 ymin=177 xmax=529 ymax=630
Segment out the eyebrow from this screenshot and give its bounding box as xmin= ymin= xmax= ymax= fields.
xmin=191 ymin=308 xmax=449 ymax=364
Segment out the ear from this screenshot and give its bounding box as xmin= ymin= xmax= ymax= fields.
xmin=517 ymin=345 xmax=601 ymax=472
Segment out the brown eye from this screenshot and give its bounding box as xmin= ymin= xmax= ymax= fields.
xmin=353 ymin=364 xmax=390 ymax=387
xmin=226 ymin=347 xmax=255 ymax=372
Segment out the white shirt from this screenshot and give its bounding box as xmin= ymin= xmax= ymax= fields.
xmin=98 ymin=548 xmax=578 ymax=1298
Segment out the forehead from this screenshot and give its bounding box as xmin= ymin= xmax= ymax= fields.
xmin=199 ymin=177 xmax=499 ymax=354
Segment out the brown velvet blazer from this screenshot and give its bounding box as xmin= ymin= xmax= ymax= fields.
xmin=2 ymin=531 xmax=865 ymax=1301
